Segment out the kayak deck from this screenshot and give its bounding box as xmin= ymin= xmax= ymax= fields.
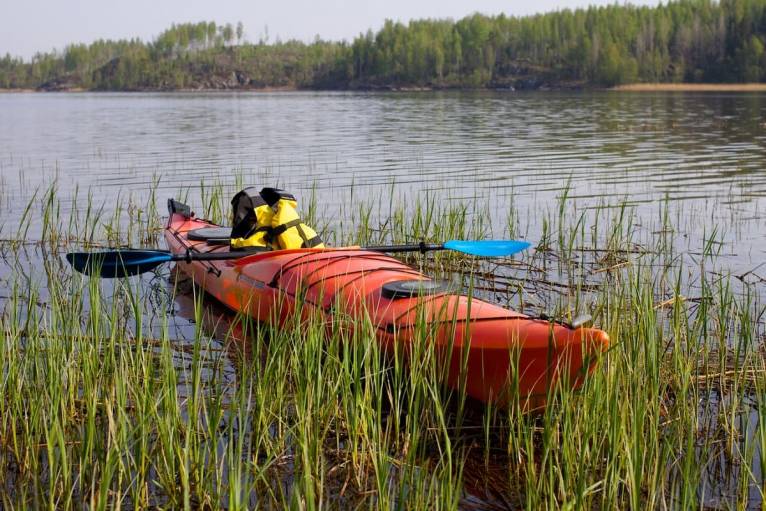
xmin=165 ymin=207 xmax=609 ymax=408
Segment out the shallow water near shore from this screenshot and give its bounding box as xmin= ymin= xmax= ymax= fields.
xmin=0 ymin=90 xmax=764 ymax=508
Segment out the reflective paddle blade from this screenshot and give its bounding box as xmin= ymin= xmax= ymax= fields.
xmin=66 ymin=250 xmax=173 ymax=278
xmin=443 ymin=239 xmax=531 ymax=257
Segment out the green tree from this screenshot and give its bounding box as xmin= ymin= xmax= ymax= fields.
xmin=740 ymin=34 xmax=765 ymax=80
xmin=223 ymin=24 xmax=234 ymax=46
xmin=8 ymin=2 xmax=766 ymax=91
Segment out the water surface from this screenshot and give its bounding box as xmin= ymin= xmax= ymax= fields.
xmin=0 ymin=90 xmax=764 ymax=508
xmin=1 ymin=91 xmax=764 ymax=202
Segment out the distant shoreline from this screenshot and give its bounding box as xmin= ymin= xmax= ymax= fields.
xmin=4 ymin=83 xmax=766 ymax=93
xmin=0 ymin=86 xmax=299 ymax=94
xmin=612 ymin=83 xmax=766 ymax=92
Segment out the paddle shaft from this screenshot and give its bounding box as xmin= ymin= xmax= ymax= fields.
xmin=176 ymin=241 xmax=508 ymax=260
xmin=364 ymin=242 xmax=443 ymax=254
xmin=178 ymin=243 xmax=445 ymax=259
xmin=172 ymin=243 xmax=445 ymax=263
xmin=169 ymin=250 xmax=262 ymax=262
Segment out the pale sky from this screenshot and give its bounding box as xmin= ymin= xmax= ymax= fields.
xmin=1 ymin=0 xmax=661 ymax=60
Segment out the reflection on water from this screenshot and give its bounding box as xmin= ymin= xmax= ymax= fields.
xmin=2 ymin=90 xmax=765 ymax=272
xmin=1 ymin=91 xmax=765 ymax=205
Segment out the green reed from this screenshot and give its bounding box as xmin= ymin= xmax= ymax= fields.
xmin=0 ymin=180 xmax=762 ymax=509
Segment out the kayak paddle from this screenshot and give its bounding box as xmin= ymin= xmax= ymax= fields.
xmin=66 ymin=239 xmax=531 ymax=278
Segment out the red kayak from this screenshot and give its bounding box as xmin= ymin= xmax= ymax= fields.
xmin=165 ymin=201 xmax=609 ymax=409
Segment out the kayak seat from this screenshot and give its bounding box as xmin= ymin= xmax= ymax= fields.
xmin=187 ymin=227 xmax=232 ymax=246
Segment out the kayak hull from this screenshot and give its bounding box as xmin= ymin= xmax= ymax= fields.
xmin=165 ymin=208 xmax=609 ymax=409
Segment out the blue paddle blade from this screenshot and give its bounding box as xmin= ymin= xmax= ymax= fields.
xmin=66 ymin=250 xmax=173 ymax=278
xmin=443 ymin=239 xmax=531 ymax=257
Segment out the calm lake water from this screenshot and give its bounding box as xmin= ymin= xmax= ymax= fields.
xmin=0 ymin=91 xmax=764 ymax=508
xmin=1 ymin=90 xmax=765 ymax=269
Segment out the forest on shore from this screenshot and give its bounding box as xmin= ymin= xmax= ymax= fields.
xmin=3 ymin=0 xmax=766 ymax=91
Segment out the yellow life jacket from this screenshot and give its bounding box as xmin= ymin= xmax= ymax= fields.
xmin=260 ymin=187 xmax=324 ymax=250
xmin=229 ymin=187 xmax=273 ymax=250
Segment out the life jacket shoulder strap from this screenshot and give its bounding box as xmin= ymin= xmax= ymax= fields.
xmin=272 ymin=218 xmax=302 ymax=236
xmin=272 ymin=218 xmax=323 ymax=248
xmin=302 ymin=235 xmax=323 ymax=248
xmin=241 ymin=224 xmax=273 ymax=238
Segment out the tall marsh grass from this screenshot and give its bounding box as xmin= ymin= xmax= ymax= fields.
xmin=0 ymin=181 xmax=762 ymax=509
